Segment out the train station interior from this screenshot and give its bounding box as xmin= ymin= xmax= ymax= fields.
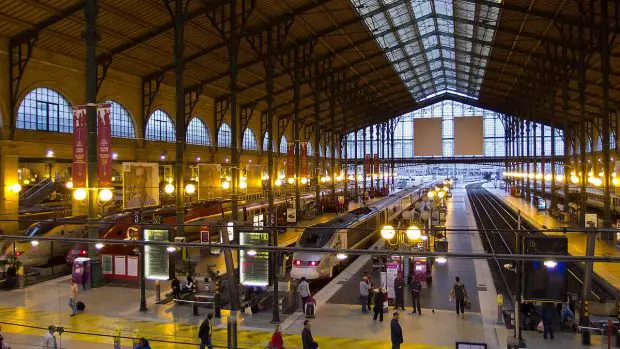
xmin=0 ymin=0 xmax=619 ymax=348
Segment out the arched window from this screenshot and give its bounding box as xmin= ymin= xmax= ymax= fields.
xmin=106 ymin=100 xmax=136 ymax=139
xmin=326 ymin=146 xmax=332 ymax=158
xmin=146 ymin=110 xmax=175 ymax=142
xmin=307 ymin=141 xmax=313 ymax=156
xmin=262 ymin=132 xmax=272 ymax=152
xmin=218 ymin=123 xmax=232 ymax=147
xmin=280 ymin=135 xmax=288 ymax=154
xmin=319 ymin=145 xmax=323 ymax=157
xmin=595 ymin=136 xmax=603 ymax=152
xmin=17 ymin=87 xmax=72 ymax=133
xmin=242 ymin=128 xmax=257 ymax=150
xmin=186 ymin=117 xmax=211 ymax=146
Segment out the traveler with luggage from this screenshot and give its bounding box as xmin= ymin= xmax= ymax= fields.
xmin=298 ymin=277 xmax=310 ymax=310
xmin=449 ymin=276 xmax=468 ymax=319
xmin=541 ymin=303 xmax=555 ymax=340
xmin=68 ymin=279 xmax=79 ymax=316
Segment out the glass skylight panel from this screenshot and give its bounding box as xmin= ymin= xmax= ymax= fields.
xmin=351 ymin=0 xmax=498 ymax=101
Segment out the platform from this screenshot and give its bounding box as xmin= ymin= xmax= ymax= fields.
xmin=0 ymin=184 xmax=608 ymax=349
xmin=484 ymin=183 xmax=620 ymax=293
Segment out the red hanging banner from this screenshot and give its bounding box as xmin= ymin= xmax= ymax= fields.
xmin=287 ymin=142 xmax=295 ymax=177
xmin=72 ymin=106 xmax=87 ymax=187
xmin=364 ymin=154 xmax=371 ymax=173
xmin=97 ymin=103 xmax=113 ymax=187
xmin=300 ymin=142 xmax=308 ymax=177
xmin=373 ymin=154 xmax=379 ymax=173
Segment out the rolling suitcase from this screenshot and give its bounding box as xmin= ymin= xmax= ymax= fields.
xmin=76 ymin=301 xmax=85 ymax=311
xmin=304 ymin=302 xmax=315 ymax=318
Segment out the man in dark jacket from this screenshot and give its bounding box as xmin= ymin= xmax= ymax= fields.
xmin=198 ymin=313 xmax=213 ymax=349
xmin=541 ymin=303 xmax=555 ymax=340
xmin=409 ymin=277 xmax=422 ymax=315
xmin=390 ymin=312 xmax=403 ymax=349
xmin=394 ymin=274 xmax=405 ymax=311
xmin=171 ymin=277 xmax=181 ymax=301
xmin=302 ymin=320 xmax=317 ymax=349
xmin=373 ymin=288 xmax=385 ymax=322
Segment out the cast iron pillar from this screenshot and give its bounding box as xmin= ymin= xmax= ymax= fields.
xmin=362 ymin=127 xmax=367 ymax=196
xmin=526 ymin=120 xmax=531 ymax=201
xmin=84 ymin=0 xmax=102 ymax=287
xmin=314 ymin=93 xmax=320 ymax=209
xmin=354 ymin=125 xmax=358 ymax=200
xmin=577 ymin=20 xmax=587 ymax=228
xmin=173 ymin=0 xmax=186 ymax=243
xmin=369 ymin=123 xmax=374 ymax=193
xmin=600 ymin=0 xmax=612 ymax=228
xmin=293 ymin=48 xmax=301 ymax=212
xmin=562 ymin=43 xmax=571 ymax=214
xmin=330 ymin=79 xmax=336 ymax=200
xmin=532 ymin=122 xmax=538 ymax=198
xmin=550 ymin=122 xmax=557 ymax=211
xmin=541 ymin=122 xmax=546 ymax=201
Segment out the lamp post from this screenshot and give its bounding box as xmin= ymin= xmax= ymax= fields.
xmin=380 ymin=224 xmax=425 ymax=283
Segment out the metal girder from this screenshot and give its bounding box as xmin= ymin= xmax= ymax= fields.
xmin=8 ymin=36 xmax=36 ymax=139
xmin=304 ymin=123 xmax=315 ymax=142
xmin=260 ymin=110 xmax=268 ymax=140
xmin=240 ymin=102 xmax=257 ymax=139
xmin=277 ymin=115 xmax=290 ymax=143
xmin=11 ymin=2 xmax=84 ymax=44
xmin=141 ymin=74 xmax=165 ymax=139
xmin=96 ymin=56 xmax=113 ymax=96
xmin=184 ymin=85 xmax=203 ymax=126
xmin=214 ymin=96 xmax=231 ymax=148
xmin=203 ymin=0 xmax=255 ymax=42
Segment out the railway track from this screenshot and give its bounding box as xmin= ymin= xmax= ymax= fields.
xmin=466 ymin=183 xmax=616 ymax=309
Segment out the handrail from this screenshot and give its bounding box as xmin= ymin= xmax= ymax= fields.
xmin=20 ymin=178 xmax=53 ymax=201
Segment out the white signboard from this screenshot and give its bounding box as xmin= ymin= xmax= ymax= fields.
xmin=287 ymin=208 xmax=297 ymax=223
xmin=386 ymin=263 xmax=398 ymax=299
xmin=585 ymin=213 xmax=598 ymax=228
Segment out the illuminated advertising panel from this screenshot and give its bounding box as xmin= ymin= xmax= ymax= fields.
xmin=239 ymin=230 xmax=269 ymax=287
xmin=144 ymin=229 xmax=169 ymax=280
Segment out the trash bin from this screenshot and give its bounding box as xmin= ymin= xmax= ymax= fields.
xmin=72 ymin=257 xmax=91 ymax=290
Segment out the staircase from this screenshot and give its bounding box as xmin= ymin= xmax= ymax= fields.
xmin=19 ymin=178 xmax=55 ymax=207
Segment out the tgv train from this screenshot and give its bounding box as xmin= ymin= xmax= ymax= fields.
xmin=290 ymin=186 xmax=430 ymax=280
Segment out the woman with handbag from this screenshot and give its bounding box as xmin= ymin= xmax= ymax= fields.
xmin=449 ymin=276 xmax=468 ymax=319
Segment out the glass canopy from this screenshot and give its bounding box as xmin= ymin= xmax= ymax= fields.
xmin=351 ymin=0 xmax=500 ymax=102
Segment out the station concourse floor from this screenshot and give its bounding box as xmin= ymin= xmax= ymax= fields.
xmin=0 ymin=184 xmax=602 ymax=349
xmin=483 ymin=183 xmax=620 ymax=291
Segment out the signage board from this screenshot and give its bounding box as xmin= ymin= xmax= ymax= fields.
xmin=123 ymin=162 xmax=160 ymax=209
xmin=72 ymin=106 xmax=87 ymax=187
xmin=143 ymin=229 xmax=169 ymax=280
xmin=386 ymin=263 xmax=398 ymax=299
xmin=239 ymin=230 xmax=269 ymax=286
xmin=584 ymin=213 xmax=598 ymax=228
xmin=97 ymin=103 xmax=112 ymax=187
xmin=287 ymin=208 xmax=296 ymax=223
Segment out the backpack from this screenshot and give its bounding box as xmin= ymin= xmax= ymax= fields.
xmin=453 ymin=283 xmax=465 ymax=299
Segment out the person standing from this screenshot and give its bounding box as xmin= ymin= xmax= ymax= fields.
xmin=449 ymin=276 xmax=468 ymax=319
xmin=68 ymin=279 xmax=78 ymax=316
xmin=301 ymin=320 xmax=317 ymax=349
xmin=373 ymin=288 xmax=385 ymax=322
xmin=409 ymin=277 xmax=422 ymax=315
xmin=390 ymin=312 xmax=403 ymax=349
xmin=298 ymin=277 xmax=310 ymax=310
xmin=42 ymin=325 xmax=57 ymax=349
xmin=359 ymin=276 xmax=370 ymax=313
xmin=171 ymin=276 xmax=181 ymax=301
xmin=198 ymin=313 xmax=214 ymax=349
xmin=393 ymin=274 xmax=405 ymax=311
xmin=541 ymin=303 xmax=555 ymax=340
xmin=269 ymin=325 xmax=284 ymax=349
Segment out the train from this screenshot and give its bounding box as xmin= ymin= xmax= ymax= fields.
xmin=290 ymin=185 xmax=431 ymax=280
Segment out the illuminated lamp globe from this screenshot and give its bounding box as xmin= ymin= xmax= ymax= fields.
xmin=98 ymin=188 xmax=113 ymax=202
xmin=301 ymin=177 xmax=308 ymax=185
xmin=31 ymin=240 xmax=39 ymax=247
xmin=613 ymin=178 xmax=620 ymax=187
xmin=164 ymin=183 xmax=175 ymax=194
xmin=9 ymin=183 xmax=22 ymax=193
xmin=599 ymin=171 xmax=604 ymax=177
xmin=613 ymin=172 xmax=617 ymax=178
xmin=185 ymin=183 xmax=196 ymax=195
xmin=262 ymin=174 xmax=269 ymax=181
xmin=570 ymin=175 xmax=579 ymax=184
xmin=427 ymin=191 xmax=435 ymax=199
xmin=274 ymin=179 xmax=282 ymax=187
xmin=535 ymin=173 xmax=543 ymax=180
xmin=556 ymin=174 xmax=564 ymax=183
xmin=435 ymin=257 xmax=448 ymax=264
xmin=405 ymin=225 xmax=421 ymax=240
xmin=73 ymin=188 xmax=87 ymax=201
xmin=544 ymin=174 xmax=553 ymax=181
xmin=222 ymin=181 xmax=231 ymax=190
xmin=241 ymin=176 xmax=247 ymax=182
xmin=437 ymin=190 xmax=446 ymax=199
xmin=325 ymin=176 xmax=331 ymax=182
xmin=287 ymin=177 xmax=295 ymax=185
xmin=380 ymin=225 xmax=396 ymax=240
xmin=23 ymin=179 xmax=31 ymax=185
xmin=279 ymin=173 xmax=285 ymax=179
xmin=166 ymin=246 xmax=176 ymax=253
xmin=239 ymin=181 xmax=248 ymax=189
xmin=336 ymin=253 xmax=347 ymax=261
xmin=247 ymin=249 xmax=257 ymax=256
xmin=592 ymin=177 xmax=602 ymax=187
xmin=95 ymin=243 xmax=104 ymax=250
xmin=66 ymin=181 xmax=74 ymax=189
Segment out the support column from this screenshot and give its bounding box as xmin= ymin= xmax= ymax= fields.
xmin=550 ymin=122 xmax=557 ymax=211
xmin=173 ymin=0 xmax=186 ymax=245
xmin=84 ymin=0 xmax=102 ymax=287
xmin=578 ymin=21 xmax=587 ymax=227
xmin=354 ymin=127 xmax=358 ymax=200
xmin=362 ymin=127 xmax=367 ymax=196
xmin=369 ymin=124 xmax=374 ymax=193
xmin=293 ymin=49 xmax=301 ymax=211
xmin=330 ymin=81 xmax=336 ymax=200
xmin=562 ymin=44 xmax=571 ymax=213
xmin=229 ymin=1 xmax=240 ymax=225
xmin=520 ymin=120 xmax=525 ymax=196
xmin=533 ymin=122 xmax=538 ymax=198
xmin=0 ymin=150 xmax=19 ymax=237
xmin=600 ymin=0 xmax=612 ymax=228
xmin=526 ymin=120 xmax=531 ymax=201
xmin=391 ymin=120 xmax=395 ymax=189
xmin=314 ymin=93 xmax=320 ymax=209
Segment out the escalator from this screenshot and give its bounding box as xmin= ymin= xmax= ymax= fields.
xmin=19 ymin=178 xmax=55 ymax=207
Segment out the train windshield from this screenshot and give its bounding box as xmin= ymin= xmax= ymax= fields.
xmin=299 ymin=228 xmax=327 ymax=247
xmin=24 ymin=224 xmax=45 ymax=237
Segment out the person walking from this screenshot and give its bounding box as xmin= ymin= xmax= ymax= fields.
xmin=393 ymin=274 xmax=405 ymax=311
xmin=68 ymin=279 xmax=78 ymax=316
xmin=301 ymin=320 xmax=318 ymax=349
xmin=390 ymin=312 xmax=403 ymax=349
xmin=0 ymin=324 xmax=11 ymax=349
xmin=298 ymin=277 xmax=310 ymax=310
xmin=135 ymin=338 xmax=151 ymax=349
xmin=198 ymin=313 xmax=214 ymax=349
xmin=268 ymin=325 xmax=284 ymax=349
xmin=42 ymin=325 xmax=57 ymax=349
xmin=409 ymin=277 xmax=422 ymax=315
xmin=449 ymin=276 xmax=468 ymax=319
xmin=359 ymin=276 xmax=370 ymax=313
xmin=373 ymin=288 xmax=385 ymax=322
xmin=541 ymin=303 xmax=555 ymax=340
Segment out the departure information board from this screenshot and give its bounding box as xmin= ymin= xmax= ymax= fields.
xmin=239 ymin=231 xmax=269 ymax=287
xmin=144 ymin=229 xmax=169 ymax=280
